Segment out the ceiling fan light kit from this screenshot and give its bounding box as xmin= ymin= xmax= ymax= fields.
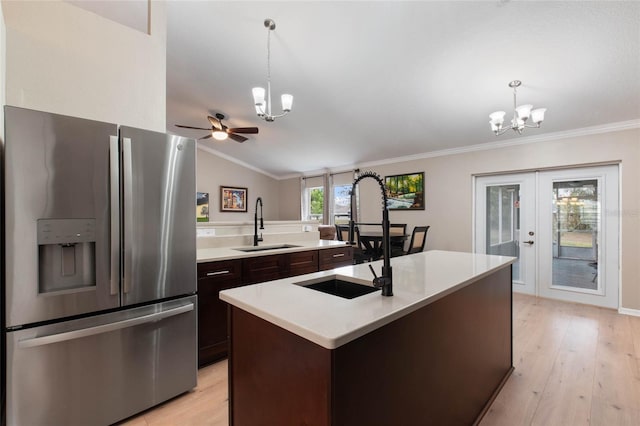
xmin=489 ymin=80 xmax=546 ymax=136
xmin=212 ymin=129 xmax=228 ymax=141
xmin=175 ymin=113 xmax=259 ymax=143
xmin=252 ymin=18 xmax=293 ymax=122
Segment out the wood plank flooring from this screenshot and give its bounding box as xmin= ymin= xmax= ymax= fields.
xmin=120 ymin=293 xmax=640 ymax=425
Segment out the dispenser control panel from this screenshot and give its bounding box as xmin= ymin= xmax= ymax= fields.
xmin=37 ymin=218 xmax=96 ymax=245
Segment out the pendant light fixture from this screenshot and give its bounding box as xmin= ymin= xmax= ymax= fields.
xmin=489 ymin=80 xmax=546 ymax=136
xmin=252 ymin=19 xmax=293 ymax=122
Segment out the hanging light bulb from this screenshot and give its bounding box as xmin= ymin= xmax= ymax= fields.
xmin=252 ymin=19 xmax=293 ymax=122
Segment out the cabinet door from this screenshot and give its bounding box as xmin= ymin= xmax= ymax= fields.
xmin=319 ymin=247 xmax=354 ymax=271
xmin=197 ymin=260 xmax=242 ymax=367
xmin=242 ymin=254 xmax=287 ymax=285
xmin=287 ymin=250 xmax=319 ymax=277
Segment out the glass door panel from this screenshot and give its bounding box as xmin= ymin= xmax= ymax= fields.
xmin=475 ymin=173 xmax=535 ymax=295
xmin=551 ymin=179 xmax=599 ymax=291
xmin=538 ymin=166 xmax=618 ymax=308
xmin=486 ymin=184 xmax=521 ymax=281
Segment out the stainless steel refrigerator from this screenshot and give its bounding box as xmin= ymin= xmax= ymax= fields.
xmin=1 ymin=106 xmax=197 ymax=425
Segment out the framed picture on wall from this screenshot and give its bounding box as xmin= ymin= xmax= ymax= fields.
xmin=197 ymin=192 xmax=209 ymax=222
xmin=220 ymin=186 xmax=248 ymax=212
xmin=384 ymin=172 xmax=425 ymax=210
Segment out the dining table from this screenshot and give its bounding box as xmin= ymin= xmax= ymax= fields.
xmin=358 ymin=230 xmax=408 ymax=261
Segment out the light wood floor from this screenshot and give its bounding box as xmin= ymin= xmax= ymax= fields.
xmin=121 ymin=293 xmax=640 ymax=425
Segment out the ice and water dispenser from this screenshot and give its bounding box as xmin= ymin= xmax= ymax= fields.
xmin=37 ymin=218 xmax=97 ymax=294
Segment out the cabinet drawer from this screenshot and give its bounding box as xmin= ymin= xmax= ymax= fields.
xmin=242 ymin=254 xmax=287 ymax=285
xmin=198 ymin=259 xmax=242 ymax=283
xmin=287 ymin=250 xmax=319 ymax=277
xmin=319 ymin=246 xmax=354 ymax=271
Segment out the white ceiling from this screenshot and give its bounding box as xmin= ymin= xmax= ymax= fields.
xmin=165 ymin=1 xmax=640 ymax=179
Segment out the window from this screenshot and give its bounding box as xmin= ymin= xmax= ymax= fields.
xmin=301 ymin=175 xmax=325 ymax=222
xmin=333 ymin=184 xmax=352 ymax=224
xmin=301 ymin=171 xmax=356 ymax=225
xmin=309 ymin=186 xmax=324 ymax=222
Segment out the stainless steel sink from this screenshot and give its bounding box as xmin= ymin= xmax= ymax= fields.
xmin=234 ymin=244 xmax=301 ymax=252
xmin=296 ymin=277 xmax=379 ymax=299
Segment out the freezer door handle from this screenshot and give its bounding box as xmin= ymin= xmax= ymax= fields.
xmin=109 ymin=136 xmax=120 ymax=296
xmin=122 ymin=137 xmax=133 ymax=294
xmin=17 ymin=303 xmax=194 ymax=349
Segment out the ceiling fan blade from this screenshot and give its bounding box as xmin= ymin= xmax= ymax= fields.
xmin=175 ymin=124 xmax=211 ymax=131
xmin=207 ymin=115 xmax=222 ymax=130
xmin=228 ymin=127 xmax=259 ymax=134
xmin=227 ymin=133 xmax=248 ymax=143
xmin=198 ymin=134 xmax=213 ymax=140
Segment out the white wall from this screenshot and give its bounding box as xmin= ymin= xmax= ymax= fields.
xmin=2 ymin=0 xmax=166 ymax=131
xmin=278 ymin=177 xmax=302 ymax=220
xmin=281 ymin=129 xmax=640 ymax=311
xmin=197 ymin=147 xmax=282 ymax=222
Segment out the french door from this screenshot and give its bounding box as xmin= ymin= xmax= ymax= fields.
xmin=474 ymin=165 xmax=619 ymax=308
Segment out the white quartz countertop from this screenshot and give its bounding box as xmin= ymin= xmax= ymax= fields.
xmin=197 ymin=239 xmax=348 ymax=262
xmin=219 ymin=250 xmax=515 ymax=349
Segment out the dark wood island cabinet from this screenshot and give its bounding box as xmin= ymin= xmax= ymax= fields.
xmin=221 ymin=251 xmax=515 ymax=425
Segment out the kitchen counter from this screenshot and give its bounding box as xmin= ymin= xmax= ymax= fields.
xmin=222 ymin=250 xmax=515 ymax=425
xmin=220 ymin=250 xmax=514 ymax=349
xmin=197 ymin=239 xmax=347 ymax=263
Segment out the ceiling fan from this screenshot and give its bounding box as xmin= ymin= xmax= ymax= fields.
xmin=175 ymin=113 xmax=259 ymax=143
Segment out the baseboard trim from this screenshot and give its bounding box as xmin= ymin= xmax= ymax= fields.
xmin=618 ymin=307 xmax=640 ymax=317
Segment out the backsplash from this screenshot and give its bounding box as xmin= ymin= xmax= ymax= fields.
xmin=196 ymin=221 xmax=320 ymax=249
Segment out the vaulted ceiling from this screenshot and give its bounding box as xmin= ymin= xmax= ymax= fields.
xmin=165 ymin=1 xmax=639 ymax=178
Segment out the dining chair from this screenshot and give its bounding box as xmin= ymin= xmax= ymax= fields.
xmin=405 ymin=226 xmax=430 ymax=255
xmin=335 ymin=224 xmax=350 ymax=242
xmin=389 ymin=223 xmax=407 ymax=257
xmin=335 ymin=224 xmax=370 ymax=263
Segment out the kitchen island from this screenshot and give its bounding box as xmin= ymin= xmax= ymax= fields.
xmin=220 ymin=250 xmax=515 ymax=425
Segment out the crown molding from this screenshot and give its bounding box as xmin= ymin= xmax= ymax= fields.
xmin=348 ymin=119 xmax=640 ymax=171
xmin=201 ymin=120 xmax=640 ymax=180
xmin=197 ymin=143 xmax=280 ymax=180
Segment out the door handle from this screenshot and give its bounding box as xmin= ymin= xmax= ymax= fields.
xmin=206 ymin=270 xmax=230 ymax=277
xmin=109 ymin=136 xmax=120 ymax=296
xmin=524 ymin=240 xmax=534 ymax=245
xmin=122 ymin=137 xmax=133 ymax=294
xmin=18 ymin=303 xmax=194 ymax=348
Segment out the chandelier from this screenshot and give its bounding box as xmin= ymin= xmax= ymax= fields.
xmin=252 ymin=19 xmax=293 ymax=122
xmin=489 ymin=80 xmax=546 ymax=136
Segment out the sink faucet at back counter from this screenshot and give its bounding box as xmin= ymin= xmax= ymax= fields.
xmin=254 ymin=197 xmax=264 ymax=246
xmin=349 ymin=171 xmax=393 ymax=296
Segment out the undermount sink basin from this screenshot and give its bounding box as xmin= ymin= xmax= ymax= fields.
xmin=234 ymin=244 xmax=301 ymax=252
xmin=297 ymin=278 xmax=380 ymax=299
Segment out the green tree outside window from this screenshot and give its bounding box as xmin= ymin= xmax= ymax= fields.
xmin=310 ymin=187 xmax=324 ymax=217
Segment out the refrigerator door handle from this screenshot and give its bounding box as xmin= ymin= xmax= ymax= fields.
xmin=109 ymin=136 xmax=120 ymax=296
xmin=17 ymin=303 xmax=194 ymax=349
xmin=122 ymin=137 xmax=133 ymax=294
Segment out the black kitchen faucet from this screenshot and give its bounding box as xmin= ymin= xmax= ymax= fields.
xmin=349 ymin=171 xmax=393 ymax=296
xmin=254 ymin=197 xmax=264 ymax=246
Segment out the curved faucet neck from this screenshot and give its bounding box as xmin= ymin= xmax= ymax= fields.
xmin=349 ymin=171 xmax=393 ymax=296
xmin=254 ymin=197 xmax=264 ymax=246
